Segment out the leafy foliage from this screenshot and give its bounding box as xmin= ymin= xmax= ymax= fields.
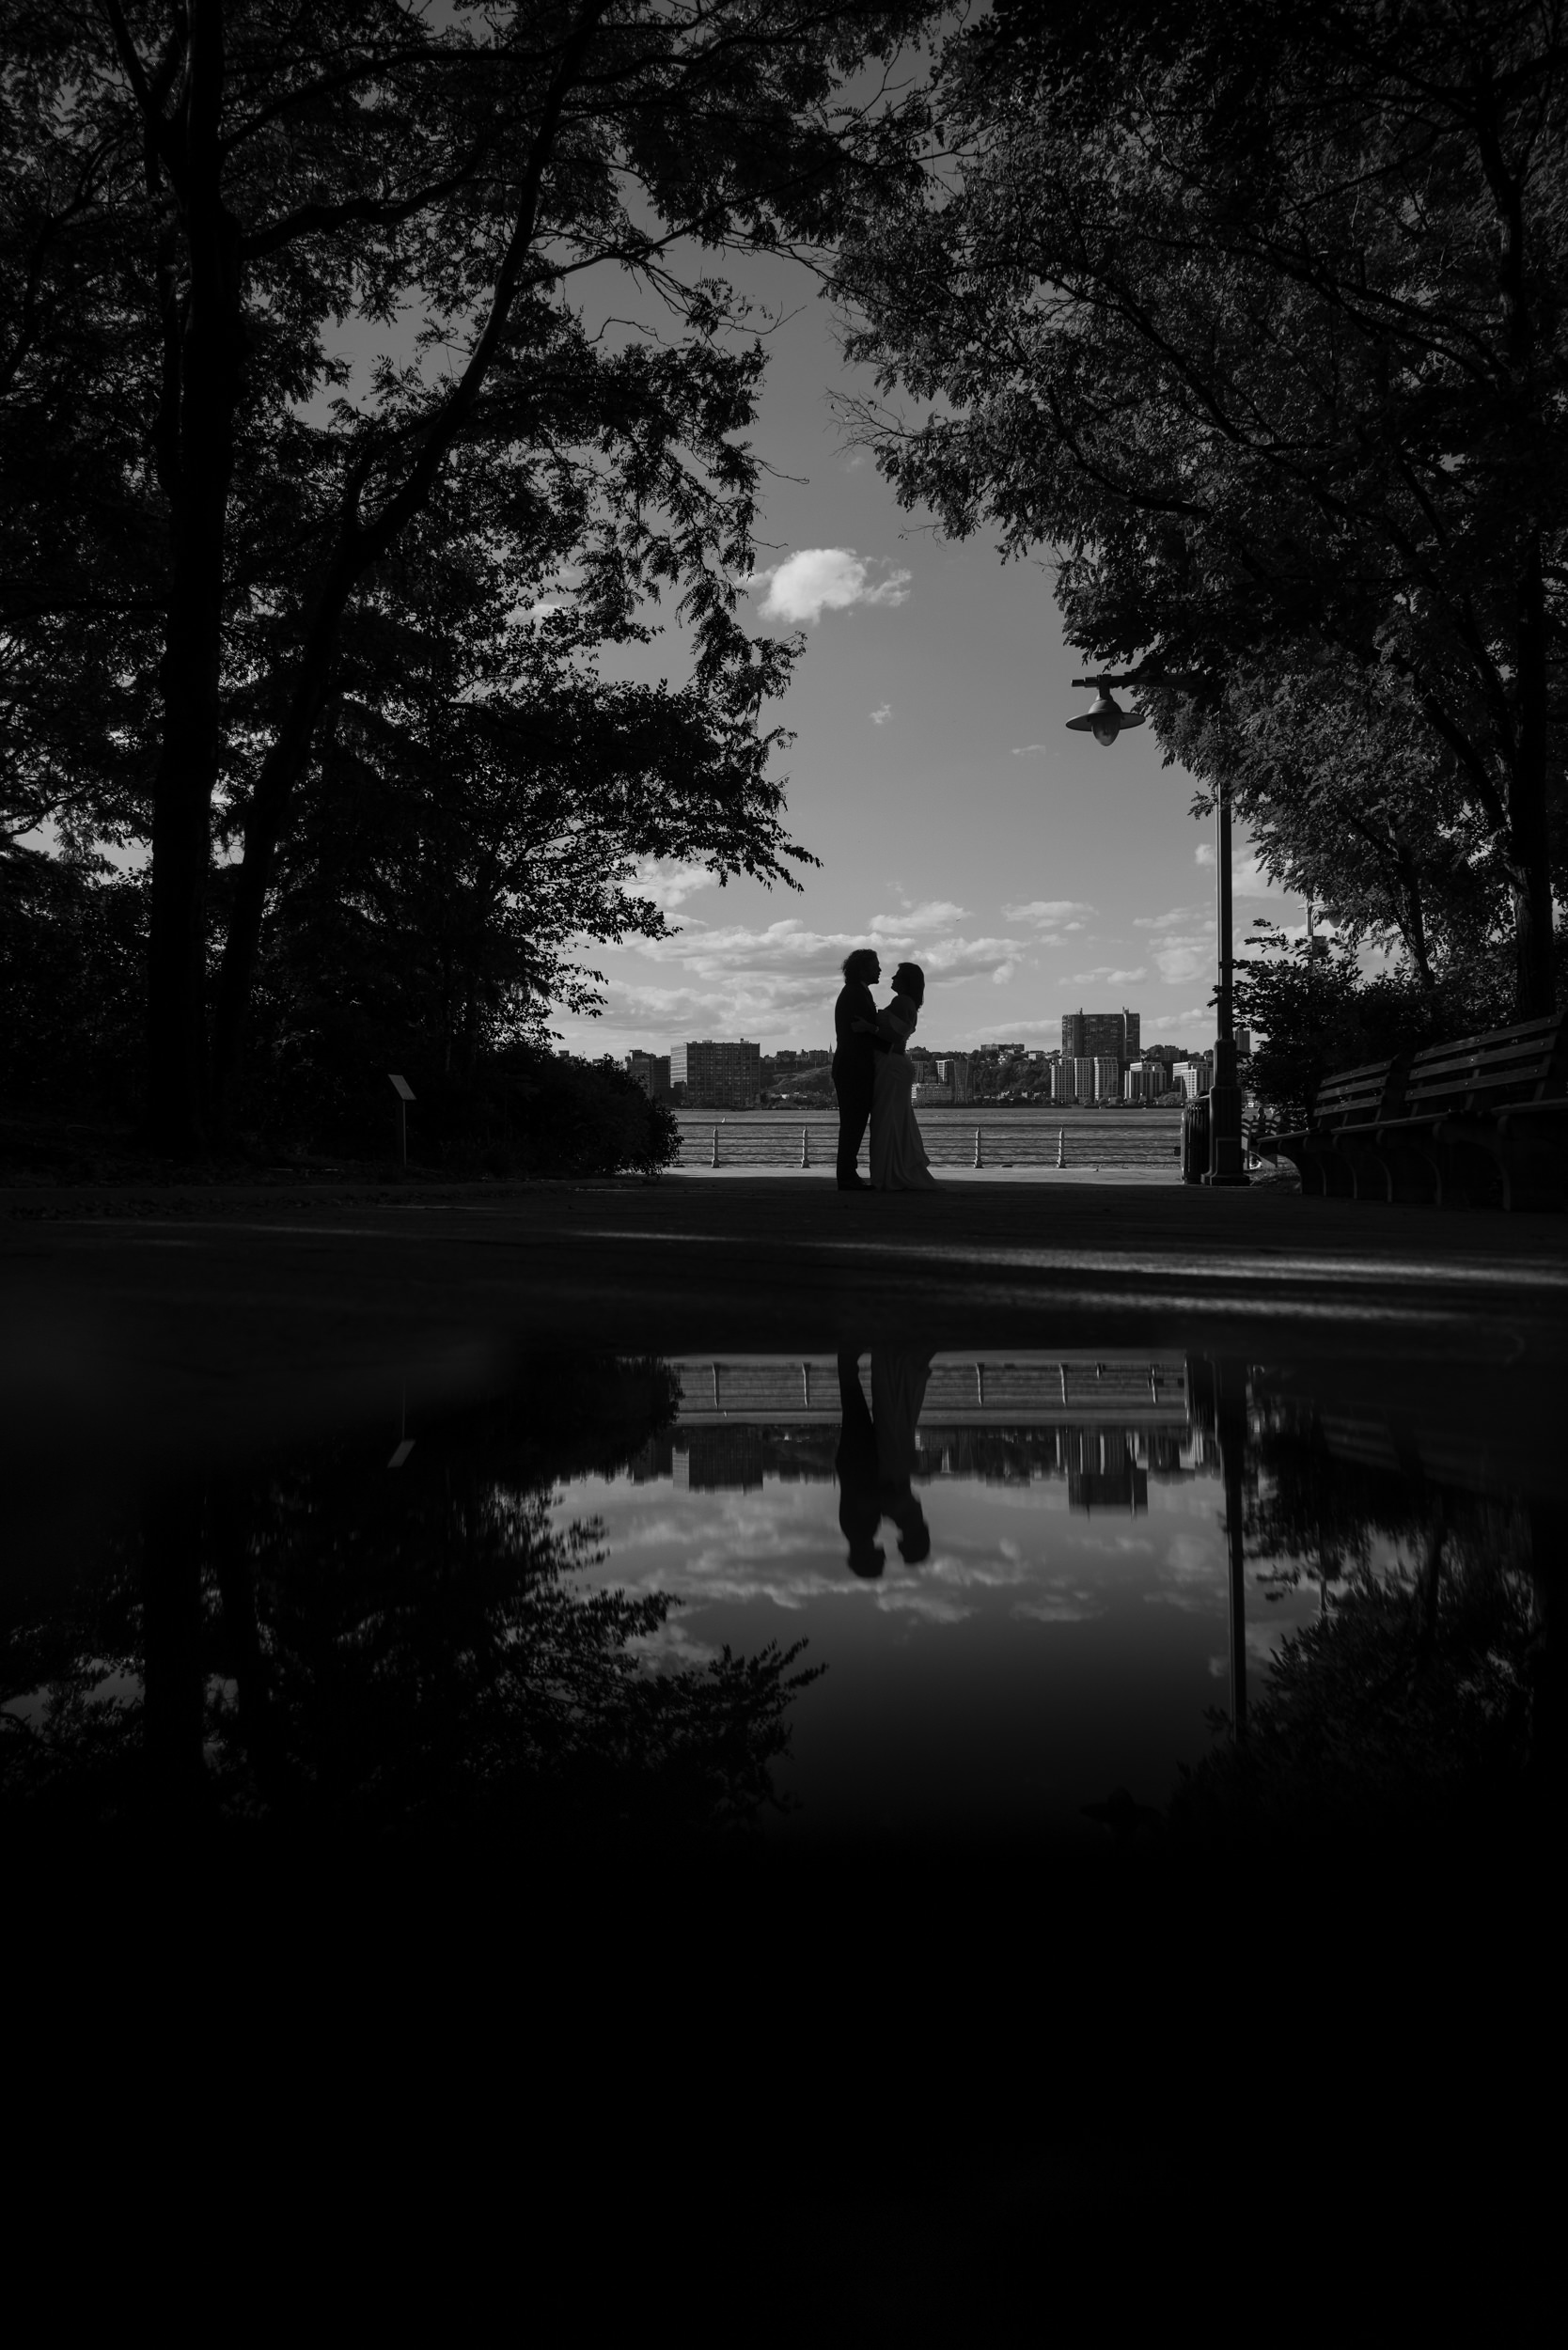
xmin=0 ymin=1357 xmax=820 ymax=1844
xmin=840 ymin=0 xmax=1568 ymax=1011
xmin=1232 ymin=922 xmax=1513 ymax=1127
xmin=1 ymin=1 xmax=934 ymax=1146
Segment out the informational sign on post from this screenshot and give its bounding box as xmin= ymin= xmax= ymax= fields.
xmin=388 ymin=1073 xmax=415 ymax=1164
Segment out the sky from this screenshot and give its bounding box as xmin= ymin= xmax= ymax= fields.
xmin=549 ymin=244 xmax=1305 ymax=1063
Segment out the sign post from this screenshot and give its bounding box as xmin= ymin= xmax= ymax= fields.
xmin=388 ymin=1073 xmax=415 ymax=1166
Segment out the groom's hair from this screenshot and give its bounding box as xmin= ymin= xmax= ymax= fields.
xmin=841 ymin=948 xmax=879 ymax=984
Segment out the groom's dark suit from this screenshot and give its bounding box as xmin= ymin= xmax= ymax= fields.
xmin=832 ymin=979 xmax=886 ymax=1186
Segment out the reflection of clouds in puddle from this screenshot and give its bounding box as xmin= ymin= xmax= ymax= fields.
xmin=873 ymin=1588 xmax=972 ymax=1624
xmin=1011 ymin=1595 xmax=1102 ymax=1624
xmin=560 ymin=1466 xmax=1225 ymax=1622
xmin=628 ymin=1619 xmax=722 ymax=1671
xmin=1159 ymin=1530 xmax=1225 ymax=1586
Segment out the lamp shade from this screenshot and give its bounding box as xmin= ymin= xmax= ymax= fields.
xmin=1065 ymin=688 xmax=1145 ymax=744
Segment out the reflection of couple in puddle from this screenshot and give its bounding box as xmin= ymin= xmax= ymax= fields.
xmin=835 ymin=1351 xmax=934 ymax=1578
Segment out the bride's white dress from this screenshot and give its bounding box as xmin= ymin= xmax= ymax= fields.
xmin=870 ymin=998 xmax=939 ymax=1190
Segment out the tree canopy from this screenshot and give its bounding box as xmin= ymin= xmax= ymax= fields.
xmin=2 ymin=1 xmax=931 ymax=1149
xmin=840 ymin=0 xmax=1568 ymax=1016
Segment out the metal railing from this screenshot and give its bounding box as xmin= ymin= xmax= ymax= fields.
xmin=673 ymin=1115 xmax=1182 ymax=1170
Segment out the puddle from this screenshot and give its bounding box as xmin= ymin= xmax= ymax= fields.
xmin=4 ymin=1326 xmax=1559 ymax=1858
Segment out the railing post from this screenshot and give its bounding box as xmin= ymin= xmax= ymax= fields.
xmin=801 ymin=1126 xmax=809 ymax=1168
xmin=711 ymin=1126 xmax=719 ymax=1168
xmin=974 ymin=1127 xmax=982 ymax=1168
xmin=1057 ymin=1127 xmax=1065 ymax=1168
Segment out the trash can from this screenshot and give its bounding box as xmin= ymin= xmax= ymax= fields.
xmin=1181 ymin=1096 xmax=1211 ymax=1183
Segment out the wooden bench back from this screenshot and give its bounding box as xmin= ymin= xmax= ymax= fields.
xmin=1405 ymin=1012 xmax=1568 ymax=1113
xmin=1311 ymin=1057 xmax=1403 ymax=1128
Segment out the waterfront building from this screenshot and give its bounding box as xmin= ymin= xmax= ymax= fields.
xmin=1058 ymin=1058 xmax=1078 ymax=1104
xmin=670 ymin=1038 xmax=760 ymax=1108
xmin=624 ymin=1051 xmax=671 ymax=1101
xmin=911 ymin=1082 xmax=953 ymax=1106
xmin=1092 ymin=1055 xmax=1121 ymax=1102
xmin=1073 ymin=1056 xmax=1096 ymax=1103
xmin=1061 ymin=1007 xmax=1141 ymax=1065
xmin=935 ymin=1056 xmax=971 ymax=1103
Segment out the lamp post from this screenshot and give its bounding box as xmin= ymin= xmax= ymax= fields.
xmin=1067 ymin=674 xmax=1249 ymax=1186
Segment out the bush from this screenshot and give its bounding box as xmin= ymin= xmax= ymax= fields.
xmin=0 ymin=854 xmax=147 ymax=1122
xmin=1 ymin=859 xmax=678 ymax=1177
xmin=1234 ymin=926 xmax=1518 ymax=1128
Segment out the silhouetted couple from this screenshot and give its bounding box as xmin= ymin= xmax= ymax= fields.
xmin=832 ymin=948 xmax=939 ymax=1191
xmin=835 ymin=1349 xmax=933 ymax=1578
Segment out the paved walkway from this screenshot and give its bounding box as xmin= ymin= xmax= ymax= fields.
xmin=6 ymin=1173 xmax=1566 ymax=1477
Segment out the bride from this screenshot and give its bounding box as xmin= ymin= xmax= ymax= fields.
xmin=870 ymin=962 xmax=940 ymax=1191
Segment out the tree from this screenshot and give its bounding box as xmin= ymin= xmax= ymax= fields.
xmin=840 ymin=0 xmax=1568 ymax=1014
xmin=2 ymin=1 xmax=930 ymax=1151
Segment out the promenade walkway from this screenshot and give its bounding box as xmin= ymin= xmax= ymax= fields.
xmin=5 ymin=1174 xmax=1566 ymax=1483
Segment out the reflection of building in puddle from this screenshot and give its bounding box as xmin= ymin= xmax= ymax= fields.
xmin=634 ymin=1355 xmax=1219 ymax=1512
xmin=1065 ymin=1428 xmax=1148 ymax=1515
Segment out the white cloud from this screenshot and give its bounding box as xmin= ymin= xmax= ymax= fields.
xmin=1004 ymin=900 xmax=1096 ymax=932
xmin=870 ymin=703 xmax=892 ymax=727
xmin=1147 ymin=1005 xmax=1210 ymax=1034
xmin=1152 ymin=936 xmax=1213 ymax=984
xmin=1010 ymin=743 xmax=1053 ymax=756
xmin=571 ymin=908 xmax=1030 ymax=1047
xmin=1195 ymin=841 xmax=1293 ymax=897
xmin=628 ymin=857 xmax=718 ymax=912
xmin=1070 ymin=965 xmax=1148 ymax=986
xmin=1134 ymin=905 xmax=1203 ymax=932
xmin=1131 ymin=901 xmax=1215 ymax=983
xmin=752 ymin=546 xmax=912 ymax=625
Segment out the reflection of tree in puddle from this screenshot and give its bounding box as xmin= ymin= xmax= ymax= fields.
xmin=1171 ymin=1385 xmax=1559 ymax=1839
xmin=1 ymin=1358 xmax=820 ymax=1847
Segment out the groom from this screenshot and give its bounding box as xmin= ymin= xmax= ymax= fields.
xmin=832 ymin=947 xmax=886 ymax=1190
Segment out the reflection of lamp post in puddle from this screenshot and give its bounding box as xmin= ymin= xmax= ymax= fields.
xmin=1066 ymin=674 xmax=1249 ymax=1185
xmin=1189 ymin=1355 xmax=1248 ymax=1740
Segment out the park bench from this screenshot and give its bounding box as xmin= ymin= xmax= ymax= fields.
xmin=1259 ymin=1057 xmax=1409 ymax=1198
xmin=1257 ymin=1012 xmax=1568 ymax=1211
xmin=1359 ymin=1012 xmax=1568 ymax=1210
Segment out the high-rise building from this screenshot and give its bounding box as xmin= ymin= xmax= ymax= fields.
xmin=1092 ymin=1055 xmax=1121 ymax=1102
xmin=1061 ymin=1008 xmax=1141 ymax=1065
xmin=624 ymin=1051 xmax=671 ymax=1100
xmin=1073 ymin=1056 xmax=1096 ymax=1103
xmin=935 ymin=1056 xmax=971 ymax=1104
xmin=670 ymin=1039 xmax=760 ymax=1108
xmin=1058 ymin=1058 xmax=1078 ymax=1104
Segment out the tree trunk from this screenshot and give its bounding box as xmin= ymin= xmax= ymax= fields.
xmin=1511 ymin=538 xmax=1557 ymax=1019
xmin=145 ymin=1 xmax=243 ymax=1155
xmin=209 ymin=587 xmax=347 ymax=1128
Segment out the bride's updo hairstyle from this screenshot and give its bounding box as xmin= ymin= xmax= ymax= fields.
xmin=891 ymin=962 xmax=925 ymax=1004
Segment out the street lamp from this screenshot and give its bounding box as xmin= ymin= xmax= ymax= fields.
xmin=1067 ymin=673 xmax=1249 ymax=1186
